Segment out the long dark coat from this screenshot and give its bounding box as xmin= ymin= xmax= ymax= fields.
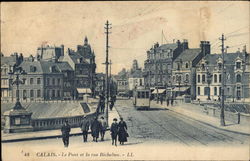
xmin=110 ymin=122 xmax=119 ymax=139
xmin=61 ymin=124 xmax=71 ymax=137
xmin=91 ymin=119 xmax=101 ymax=138
xmin=118 ymin=121 xmax=128 ymax=142
xmin=80 ymin=119 xmax=90 ymax=132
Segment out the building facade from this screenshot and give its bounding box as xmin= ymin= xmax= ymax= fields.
xmin=172 ymin=41 xmax=210 ymax=99
xmin=61 ymin=37 xmax=96 ymax=99
xmin=128 ymin=60 xmax=144 ymax=90
xmin=1 ymin=53 xmax=23 ymax=101
xmin=143 ymin=40 xmax=188 ymax=89
xmin=196 ymin=49 xmax=250 ymax=102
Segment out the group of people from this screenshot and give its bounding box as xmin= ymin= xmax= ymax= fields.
xmin=97 ymin=94 xmax=117 ymax=114
xmin=60 ymin=116 xmax=128 ymax=147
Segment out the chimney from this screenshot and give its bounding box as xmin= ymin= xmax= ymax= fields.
xmin=200 ymin=41 xmax=210 ymax=56
xmin=182 ymin=39 xmax=189 ymax=50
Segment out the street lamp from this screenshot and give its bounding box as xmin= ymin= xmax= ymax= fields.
xmin=206 ymin=66 xmax=212 ymax=101
xmin=9 ymin=66 xmax=26 ymax=106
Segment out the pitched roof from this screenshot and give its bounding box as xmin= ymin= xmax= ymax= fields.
xmin=19 ymin=61 xmax=43 ymax=74
xmin=175 ymin=48 xmax=201 ymax=62
xmin=68 ymin=52 xmax=89 ymax=64
xmin=158 ymin=43 xmax=178 ymax=51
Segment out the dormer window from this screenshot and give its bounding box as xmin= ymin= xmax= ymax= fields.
xmin=201 ymin=63 xmax=205 ymax=70
xmin=236 ymin=74 xmax=241 ymax=83
xmin=236 ymin=62 xmax=241 ymax=69
xmin=186 ymin=63 xmax=189 ymax=69
xmin=30 ymin=66 xmax=37 ymax=72
xmin=218 ymin=63 xmax=222 ymax=70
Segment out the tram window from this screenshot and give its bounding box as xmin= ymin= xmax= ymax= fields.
xmin=145 ymin=92 xmax=149 ymax=98
xmin=141 ymin=92 xmax=145 ymax=98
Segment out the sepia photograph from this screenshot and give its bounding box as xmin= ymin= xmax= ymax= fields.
xmin=1 ymin=1 xmax=249 ymax=161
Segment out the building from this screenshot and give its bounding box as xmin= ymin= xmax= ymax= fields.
xmin=9 ymin=59 xmax=73 ymax=101
xmin=143 ymin=40 xmax=188 ymax=89
xmin=196 ymin=48 xmax=250 ymax=102
xmin=128 ymin=60 xmax=144 ymax=90
xmin=60 ymin=37 xmax=96 ymax=99
xmin=1 ymin=53 xmax=23 ymax=101
xmin=95 ymin=73 xmax=105 ymax=96
xmin=171 ymin=41 xmax=210 ymax=99
xmin=37 ymin=45 xmax=64 ymax=61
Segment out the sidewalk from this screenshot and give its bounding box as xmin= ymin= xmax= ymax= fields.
xmin=1 ymin=105 xmax=120 ymax=143
xmin=151 ymin=101 xmax=250 ymax=135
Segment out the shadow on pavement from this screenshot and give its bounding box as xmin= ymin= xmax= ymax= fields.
xmin=137 ymin=108 xmax=168 ymax=111
xmin=120 ymin=141 xmax=143 ymax=146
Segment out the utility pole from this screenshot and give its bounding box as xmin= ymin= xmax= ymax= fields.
xmin=104 ymin=20 xmax=112 ymax=126
xmin=219 ymin=34 xmax=226 ymax=126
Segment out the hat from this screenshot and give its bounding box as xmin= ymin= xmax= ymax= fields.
xmin=120 ymin=117 xmax=123 ymax=121
xmin=101 ymin=116 xmax=104 ymax=119
xmin=113 ymin=118 xmax=117 ymax=121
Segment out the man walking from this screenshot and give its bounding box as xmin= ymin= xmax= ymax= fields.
xmin=80 ymin=116 xmax=90 ymax=142
xmin=99 ymin=116 xmax=107 ymax=141
xmin=61 ymin=120 xmax=71 ymax=147
xmin=110 ymin=118 xmax=119 ymax=146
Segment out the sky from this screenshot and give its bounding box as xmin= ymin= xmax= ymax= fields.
xmin=1 ymin=1 xmax=249 ymax=74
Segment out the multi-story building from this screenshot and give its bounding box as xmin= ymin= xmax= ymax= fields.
xmin=196 ymin=48 xmax=250 ymax=102
xmin=8 ymin=59 xmax=73 ymax=101
xmin=172 ymin=41 xmax=210 ymax=99
xmin=143 ymin=40 xmax=188 ymax=89
xmin=1 ymin=53 xmax=23 ymax=101
xmin=60 ymin=37 xmax=96 ymax=99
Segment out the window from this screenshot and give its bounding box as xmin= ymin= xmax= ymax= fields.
xmin=23 ymin=78 xmax=26 ymax=85
xmin=198 ymin=75 xmax=200 ymax=83
xmin=57 ymin=78 xmax=60 ymax=85
xmin=23 ymin=90 xmax=27 ymax=99
xmin=236 ymin=62 xmax=241 ymax=69
xmin=145 ymin=92 xmax=149 ymax=98
xmin=37 ymin=90 xmax=41 ymax=97
xmin=219 ymin=87 xmax=222 ymax=96
xmin=177 ymin=63 xmax=180 ymax=70
xmin=219 ymin=74 xmax=222 ymax=83
xmin=236 ymin=74 xmax=241 ymax=82
xmin=214 ymin=87 xmax=217 ymax=96
xmin=52 ymin=90 xmax=55 ymax=97
xmin=37 ymin=78 xmax=41 ymax=84
xmin=197 ymin=87 xmax=200 ymax=95
xmin=218 ymin=63 xmax=222 ymax=70
xmin=47 ymin=78 xmax=50 ymax=85
xmin=30 ymin=78 xmax=34 ymax=85
xmin=201 ymin=64 xmax=205 ymax=70
xmin=204 ymin=87 xmax=210 ymax=96
xmin=186 ymin=63 xmax=189 ymax=68
xmin=141 ymin=91 xmax=145 ymax=98
xmin=137 ymin=92 xmax=141 ymax=98
xmin=202 ymin=74 xmax=206 ymax=82
xmin=47 ymin=90 xmax=50 ymax=98
xmin=214 ymin=74 xmax=217 ymax=83
xmin=140 ymin=79 xmax=143 ymax=86
xmin=185 ymin=74 xmax=189 ymax=82
xmin=52 ymin=78 xmax=55 ymax=85
xmin=57 ymin=90 xmax=60 ymax=97
xmin=30 ymin=90 xmax=34 ymax=98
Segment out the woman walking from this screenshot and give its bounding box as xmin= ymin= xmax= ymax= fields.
xmin=118 ymin=117 xmax=128 ymax=145
xmin=91 ymin=117 xmax=101 ymax=142
xmin=110 ymin=118 xmax=119 ymax=146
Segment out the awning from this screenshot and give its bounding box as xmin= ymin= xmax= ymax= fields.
xmin=152 ymin=89 xmax=166 ymax=94
xmin=77 ymin=88 xmax=92 ymax=94
xmin=172 ymin=87 xmax=190 ymax=92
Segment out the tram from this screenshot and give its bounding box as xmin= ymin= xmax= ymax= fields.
xmin=133 ymin=88 xmax=151 ymax=110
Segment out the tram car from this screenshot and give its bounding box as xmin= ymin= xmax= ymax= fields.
xmin=133 ymin=88 xmax=151 ymax=110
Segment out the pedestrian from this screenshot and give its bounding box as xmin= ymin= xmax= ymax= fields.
xmin=80 ymin=116 xmax=90 ymax=142
xmin=171 ymin=97 xmax=174 ymax=106
xmin=166 ymin=97 xmax=169 ymax=106
xmin=91 ymin=117 xmax=101 ymax=142
xmin=99 ymin=116 xmax=107 ymax=141
xmin=118 ymin=117 xmax=128 ymax=145
xmin=61 ymin=120 xmax=71 ymax=148
xmin=160 ymin=95 xmax=163 ymax=105
xmin=110 ymin=97 xmax=114 ymax=111
xmin=110 ymin=118 xmax=119 ymax=146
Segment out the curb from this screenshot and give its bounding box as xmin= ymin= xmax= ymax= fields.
xmin=2 ymin=128 xmax=111 ymax=143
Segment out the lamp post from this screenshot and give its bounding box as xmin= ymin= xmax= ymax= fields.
xmin=9 ymin=66 xmax=26 ymax=106
xmin=206 ymin=66 xmax=212 ymax=101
